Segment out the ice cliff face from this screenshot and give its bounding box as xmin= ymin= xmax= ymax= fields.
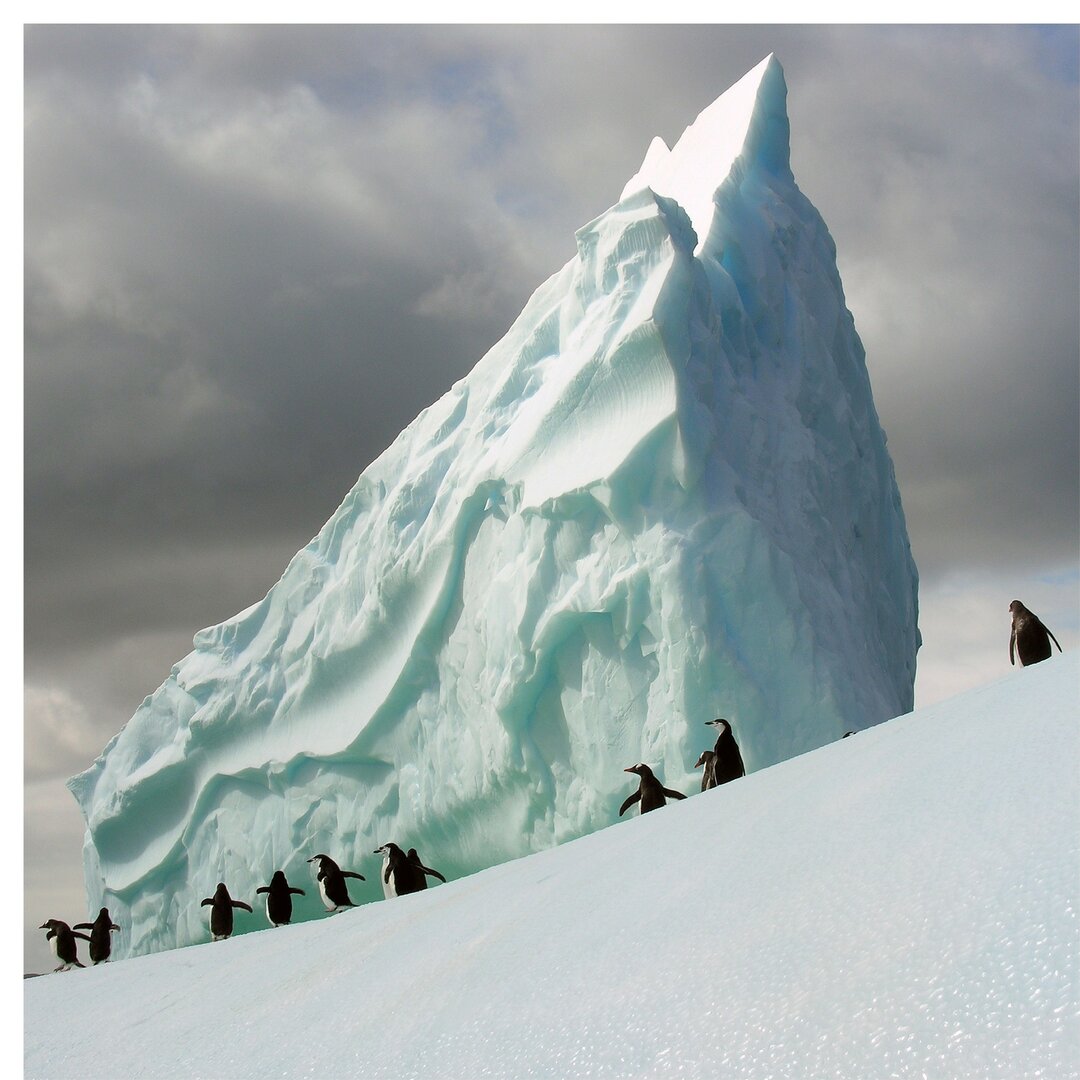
xmin=69 ymin=55 xmax=919 ymax=958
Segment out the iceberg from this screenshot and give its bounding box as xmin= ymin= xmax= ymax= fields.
xmin=68 ymin=55 xmax=920 ymax=958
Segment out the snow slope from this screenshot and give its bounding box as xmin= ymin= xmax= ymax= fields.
xmin=28 ymin=655 xmax=1078 ymax=1080
xmin=68 ymin=54 xmax=919 ymax=960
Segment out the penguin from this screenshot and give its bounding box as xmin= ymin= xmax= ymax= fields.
xmin=693 ymin=749 xmax=718 ymax=791
xmin=39 ymin=919 xmax=90 ymax=972
xmin=374 ymin=842 xmax=446 ymax=898
xmin=72 ymin=907 xmax=120 ymax=964
xmin=377 ymin=845 xmax=394 ymax=899
xmin=307 ymin=854 xmax=365 ymax=912
xmin=619 ymin=764 xmax=687 ymax=816
xmin=1009 ymin=600 xmax=1063 ymax=667
xmin=255 ymin=870 xmax=306 ymax=927
xmin=200 ymin=883 xmax=253 ymax=941
xmin=704 ymin=718 xmax=746 ymax=785
xmin=407 ymin=848 xmax=446 ymax=892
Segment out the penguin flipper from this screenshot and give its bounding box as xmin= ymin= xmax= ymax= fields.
xmin=200 ymin=898 xmax=213 ymax=907
xmin=72 ymin=922 xmax=92 ymax=931
xmin=289 ymin=888 xmax=306 ymax=895
xmin=421 ymin=866 xmax=446 ymax=883
xmin=232 ymin=901 xmax=254 ymax=913
xmin=255 ymin=887 xmax=269 ymax=895
xmin=110 ymin=924 xmax=120 ymax=932
xmin=1009 ymin=629 xmax=1016 ymax=665
xmin=73 ymin=931 xmax=93 ymax=942
xmin=342 ymin=871 xmax=366 ymax=881
xmin=383 ymin=864 xmax=392 ymax=885
xmin=619 ymin=791 xmax=641 ymax=816
xmin=662 ymin=787 xmax=687 ymax=801
xmin=1045 ymin=623 xmax=1063 ymax=652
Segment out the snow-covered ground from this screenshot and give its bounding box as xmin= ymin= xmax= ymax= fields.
xmin=26 ymin=653 xmax=1078 ymax=1079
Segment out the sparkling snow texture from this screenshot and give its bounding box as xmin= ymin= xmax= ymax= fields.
xmin=29 ymin=657 xmax=1078 ymax=1080
xmin=67 ymin=55 xmax=919 ymax=958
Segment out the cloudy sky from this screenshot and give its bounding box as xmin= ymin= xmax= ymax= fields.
xmin=23 ymin=23 xmax=1078 ymax=970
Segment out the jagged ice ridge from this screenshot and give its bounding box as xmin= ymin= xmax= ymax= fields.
xmin=69 ymin=55 xmax=920 ymax=958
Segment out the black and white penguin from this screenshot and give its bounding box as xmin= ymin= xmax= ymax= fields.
xmin=255 ymin=870 xmax=306 ymax=927
xmin=693 ymin=749 xmax=718 ymax=791
xmin=39 ymin=919 xmax=90 ymax=972
xmin=307 ymin=854 xmax=365 ymax=912
xmin=407 ymin=848 xmax=446 ymax=892
xmin=1009 ymin=600 xmax=1063 ymax=667
xmin=619 ymin=764 xmax=687 ymax=816
xmin=704 ymin=718 xmax=746 ymax=785
xmin=200 ymin=883 xmax=253 ymax=941
xmin=374 ymin=842 xmax=446 ymax=898
xmin=72 ymin=908 xmax=120 ymax=964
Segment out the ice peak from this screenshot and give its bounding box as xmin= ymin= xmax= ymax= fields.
xmin=620 ymin=54 xmax=790 ymax=253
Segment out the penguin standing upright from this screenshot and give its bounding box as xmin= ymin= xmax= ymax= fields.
xmin=375 ymin=843 xmax=446 ymax=898
xmin=619 ymin=764 xmax=687 ymax=816
xmin=693 ymin=750 xmax=718 ymax=791
xmin=1009 ymin=600 xmax=1063 ymax=667
xmin=72 ymin=908 xmax=120 ymax=964
xmin=255 ymin=870 xmax=306 ymax=927
xmin=407 ymin=848 xmax=446 ymax=892
xmin=307 ymin=854 xmax=365 ymax=912
xmin=704 ymin=718 xmax=746 ymax=785
xmin=39 ymin=919 xmax=91 ymax=972
xmin=200 ymin=883 xmax=253 ymax=941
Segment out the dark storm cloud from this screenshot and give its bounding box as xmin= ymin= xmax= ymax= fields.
xmin=22 ymin=24 xmax=1079 ymax=970
xmin=25 ymin=24 xmax=579 ymax=732
xmin=782 ymin=26 xmax=1079 ymax=578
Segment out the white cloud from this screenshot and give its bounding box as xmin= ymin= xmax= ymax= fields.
xmin=24 ymin=685 xmax=105 ymax=782
xmin=414 ymin=267 xmax=509 ymax=321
